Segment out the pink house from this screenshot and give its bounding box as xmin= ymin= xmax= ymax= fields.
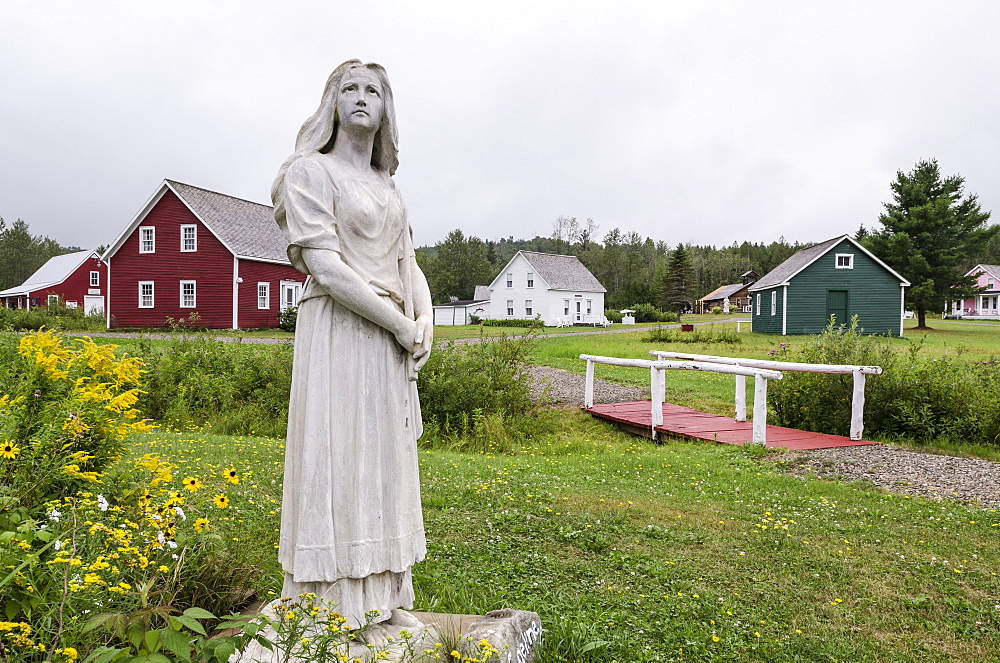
xmin=949 ymin=264 xmax=1000 ymax=319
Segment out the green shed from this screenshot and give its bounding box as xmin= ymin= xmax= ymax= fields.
xmin=748 ymin=235 xmax=909 ymax=336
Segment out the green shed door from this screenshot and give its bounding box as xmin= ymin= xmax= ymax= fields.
xmin=827 ymin=290 xmax=848 ymax=325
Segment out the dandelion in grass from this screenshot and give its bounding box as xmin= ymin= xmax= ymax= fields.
xmin=223 ymin=467 xmax=240 ymax=484
xmin=213 ymin=494 xmax=230 ymax=508
xmin=1 ymin=443 xmax=19 ymax=459
xmin=193 ymin=517 xmax=210 ymax=532
xmin=183 ymin=476 xmax=202 ymax=491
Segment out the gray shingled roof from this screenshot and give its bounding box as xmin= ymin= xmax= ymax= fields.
xmin=473 ymin=285 xmax=491 ymax=301
xmin=749 ymin=237 xmax=844 ymax=291
xmin=977 ymin=265 xmax=1000 ymax=279
xmin=520 ymin=251 xmax=606 ymax=292
xmin=167 ymin=180 xmax=288 ymax=263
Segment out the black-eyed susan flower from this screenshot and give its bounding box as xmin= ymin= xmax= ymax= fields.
xmin=223 ymin=467 xmax=240 ymax=484
xmin=182 ymin=476 xmax=201 ymax=492
xmin=1 ymin=443 xmax=19 ymax=459
xmin=213 ymin=494 xmax=229 ymax=509
xmin=193 ymin=517 xmax=210 ymax=532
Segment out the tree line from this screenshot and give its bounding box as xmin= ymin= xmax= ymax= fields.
xmin=415 ymin=224 xmax=807 ymax=312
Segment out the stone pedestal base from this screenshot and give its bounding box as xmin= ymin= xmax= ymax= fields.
xmin=233 ymin=607 xmax=541 ymax=663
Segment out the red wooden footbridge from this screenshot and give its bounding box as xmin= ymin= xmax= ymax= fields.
xmin=581 ymin=351 xmax=882 ymax=450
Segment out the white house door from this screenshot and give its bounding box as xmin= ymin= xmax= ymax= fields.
xmin=575 ymin=301 xmax=582 ymax=322
xmin=84 ymin=296 xmax=104 ymax=315
xmin=280 ymin=282 xmax=301 ymax=310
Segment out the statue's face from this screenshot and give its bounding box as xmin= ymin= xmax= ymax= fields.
xmin=336 ymin=68 xmax=384 ymax=133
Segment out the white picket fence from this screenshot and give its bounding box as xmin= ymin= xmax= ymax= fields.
xmin=579 ymin=354 xmax=782 ymax=444
xmin=648 ymin=351 xmax=882 ymax=441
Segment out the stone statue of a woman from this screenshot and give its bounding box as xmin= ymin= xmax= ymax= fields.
xmin=270 ymin=59 xmax=433 ymax=630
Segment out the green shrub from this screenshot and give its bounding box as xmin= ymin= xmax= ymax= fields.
xmin=417 ymin=329 xmax=551 ymax=452
xmin=277 ymin=305 xmax=297 ymax=332
xmin=134 ymin=334 xmax=293 ymax=438
xmin=630 ymin=303 xmax=665 ymax=323
xmin=643 ymin=325 xmax=741 ymax=344
xmin=603 ymin=310 xmax=624 ymax=323
xmin=711 ymin=306 xmax=722 ymax=314
xmin=0 ymin=303 xmax=106 ymax=331
xmin=481 ymin=317 xmax=539 ymax=328
xmin=770 ymin=318 xmax=1000 ymax=445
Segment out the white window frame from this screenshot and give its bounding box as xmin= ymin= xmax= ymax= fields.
xmin=524 ymin=300 xmax=533 ymax=316
xmin=280 ymin=282 xmax=301 ymax=311
xmin=47 ymin=294 xmax=59 ymax=307
xmin=139 ymin=226 xmax=155 ymax=254
xmin=835 ymin=253 xmax=854 ymax=269
xmin=770 ymin=291 xmax=776 ymax=316
xmin=180 ymin=224 xmax=197 ymax=252
xmin=506 ymin=299 xmax=514 ymax=316
xmin=138 ymin=281 xmax=154 ymax=308
xmin=180 ymin=280 xmax=196 ymax=308
xmin=506 ymin=273 xmax=513 ymax=288
xmin=526 ymin=272 xmax=534 ymax=288
xmin=90 ymin=271 xmax=100 ymax=287
xmin=988 ymin=277 xmax=995 ymax=289
xmin=563 ymin=299 xmax=570 ymax=315
xmin=755 ymin=293 xmax=761 ymax=315
xmin=257 ymin=282 xmax=270 ymax=310
xmin=586 ymin=299 xmax=593 ymax=314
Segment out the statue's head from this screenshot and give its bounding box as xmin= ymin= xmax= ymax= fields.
xmin=294 ymin=60 xmax=399 ymax=175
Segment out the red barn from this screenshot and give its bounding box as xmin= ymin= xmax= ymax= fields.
xmin=0 ymin=250 xmax=108 ymax=313
xmin=103 ymin=180 xmax=304 ymax=329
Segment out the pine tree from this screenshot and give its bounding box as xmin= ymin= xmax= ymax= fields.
xmin=864 ymin=159 xmax=993 ymax=328
xmin=662 ymin=243 xmax=696 ymax=323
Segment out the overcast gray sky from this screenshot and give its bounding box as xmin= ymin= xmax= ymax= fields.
xmin=1 ymin=0 xmax=998 ymax=252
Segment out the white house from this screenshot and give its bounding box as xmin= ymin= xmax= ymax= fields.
xmin=484 ymin=251 xmax=606 ymax=326
xmin=432 ymin=286 xmax=491 ymax=326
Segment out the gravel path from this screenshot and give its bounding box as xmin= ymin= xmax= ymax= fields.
xmin=526 ymin=365 xmax=646 ymax=404
xmin=782 ymin=445 xmax=1000 ymax=508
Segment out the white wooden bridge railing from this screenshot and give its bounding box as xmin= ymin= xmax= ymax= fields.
xmin=649 ymin=351 xmax=882 ymax=441
xmin=580 ymin=354 xmax=782 ymax=444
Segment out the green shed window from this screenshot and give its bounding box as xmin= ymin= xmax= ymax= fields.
xmin=755 ymin=293 xmax=760 ymax=315
xmin=770 ymin=291 xmax=776 ymax=316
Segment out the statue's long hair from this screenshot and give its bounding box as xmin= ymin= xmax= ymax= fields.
xmin=272 ymin=60 xmax=399 ymax=222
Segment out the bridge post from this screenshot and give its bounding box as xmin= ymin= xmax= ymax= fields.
xmin=584 ymin=359 xmax=595 ymax=408
xmin=850 ymin=370 xmax=866 ymax=440
xmin=735 ymin=374 xmax=746 ymax=422
xmin=752 ymin=375 xmax=768 ymax=445
xmin=650 ymin=366 xmax=663 ymax=439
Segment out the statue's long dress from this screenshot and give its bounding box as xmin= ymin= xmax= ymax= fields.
xmin=274 ymin=154 xmax=425 ymax=627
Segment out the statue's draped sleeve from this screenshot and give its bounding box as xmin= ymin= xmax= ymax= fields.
xmin=275 ymin=157 xmax=342 ymax=275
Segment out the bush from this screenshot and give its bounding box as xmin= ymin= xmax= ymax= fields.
xmin=481 ymin=317 xmax=540 ymax=328
xmin=711 ymin=306 xmax=722 ymax=314
xmin=417 ymin=329 xmax=551 ymax=452
xmin=277 ymin=305 xmax=297 ymax=332
xmin=770 ymin=318 xmax=1000 ymax=444
xmin=643 ymin=325 xmax=741 ymax=344
xmin=604 ymin=310 xmax=624 ymax=323
xmin=0 ymin=303 xmax=106 ymax=331
xmin=134 ymin=334 xmax=294 ymax=438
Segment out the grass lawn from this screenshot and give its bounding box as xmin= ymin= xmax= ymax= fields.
xmin=131 ymin=411 xmax=1000 ymax=662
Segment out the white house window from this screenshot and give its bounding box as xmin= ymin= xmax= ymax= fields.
xmin=139 ymin=226 xmax=155 ymax=253
xmin=258 ymin=282 xmax=270 ymax=309
xmin=835 ymin=253 xmax=854 ymax=269
xmin=525 ymin=300 xmax=533 ymax=316
xmin=506 ymin=273 xmax=513 ymax=288
xmin=47 ymin=294 xmax=59 ymax=307
xmin=770 ymin=291 xmax=776 ymax=316
xmin=506 ymin=299 xmax=514 ymax=316
xmin=982 ymin=295 xmax=998 ymax=310
xmin=90 ymin=271 xmax=100 ymax=287
xmin=527 ymin=272 xmax=534 ymax=288
xmin=988 ymin=277 xmax=995 ymax=289
xmin=139 ymin=281 xmax=154 ymax=308
xmin=563 ymin=299 xmax=570 ymax=315
xmin=586 ymin=299 xmax=592 ymax=314
xmin=181 ymin=224 xmax=197 ymax=252
xmin=180 ymin=280 xmax=196 ymax=308
xmin=755 ymin=293 xmax=760 ymax=315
